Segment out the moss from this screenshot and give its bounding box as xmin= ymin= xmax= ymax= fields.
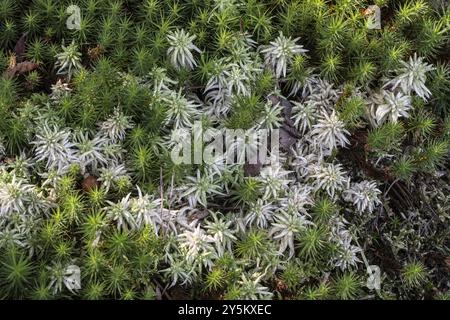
xmin=0 ymin=0 xmax=448 ymax=301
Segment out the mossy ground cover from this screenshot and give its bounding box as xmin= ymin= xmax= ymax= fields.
xmin=0 ymin=0 xmax=449 ymax=300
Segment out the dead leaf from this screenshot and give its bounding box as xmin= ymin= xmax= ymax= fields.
xmin=14 ymin=61 xmax=38 ymax=74
xmin=280 ymin=126 xmax=298 ymax=152
xmin=81 ymin=175 xmax=99 ymax=193
xmin=4 ymin=60 xmax=38 ymax=78
xmin=268 ymin=95 xmax=300 ymax=152
xmin=244 ymin=162 xmax=262 ymax=176
xmin=187 ymin=209 xmax=210 ymax=223
xmin=87 ymin=45 xmax=103 ymax=61
xmin=13 ymin=32 xmax=29 ymax=62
